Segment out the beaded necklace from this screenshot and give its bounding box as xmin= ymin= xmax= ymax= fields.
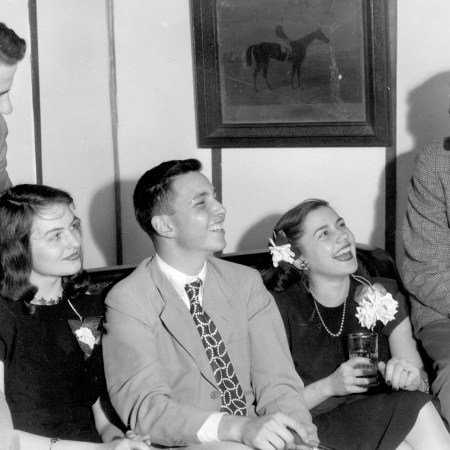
xmin=30 ymin=295 xmax=62 ymax=305
xmin=310 ymin=291 xmax=347 ymax=338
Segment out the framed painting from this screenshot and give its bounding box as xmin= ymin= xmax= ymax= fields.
xmin=191 ymin=0 xmax=391 ymax=147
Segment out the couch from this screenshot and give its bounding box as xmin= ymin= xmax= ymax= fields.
xmin=87 ymin=244 xmax=403 ymax=297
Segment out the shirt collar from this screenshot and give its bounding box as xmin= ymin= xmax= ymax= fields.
xmin=155 ymin=253 xmax=207 ymax=301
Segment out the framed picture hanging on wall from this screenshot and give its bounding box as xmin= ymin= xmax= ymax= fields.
xmin=191 ymin=0 xmax=391 ymax=148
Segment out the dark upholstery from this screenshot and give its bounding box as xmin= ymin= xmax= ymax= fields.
xmin=87 ymin=244 xmax=402 ymax=298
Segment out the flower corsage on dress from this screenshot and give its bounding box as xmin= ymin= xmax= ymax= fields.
xmin=352 ymin=275 xmax=398 ymax=330
xmin=67 ymin=297 xmax=102 ymax=359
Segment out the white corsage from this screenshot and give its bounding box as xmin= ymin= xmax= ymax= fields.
xmin=353 ymin=275 xmax=398 ymax=330
xmin=75 ymin=327 xmax=98 ymax=349
xmin=68 ymin=316 xmax=102 ymax=359
xmin=268 ymin=238 xmax=295 ymax=267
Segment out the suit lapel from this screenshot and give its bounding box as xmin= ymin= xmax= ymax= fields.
xmin=149 ymin=260 xmax=218 ymax=388
xmin=202 ymin=260 xmax=236 ymax=345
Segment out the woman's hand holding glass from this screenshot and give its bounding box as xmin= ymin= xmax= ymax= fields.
xmin=378 ymin=357 xmax=421 ymax=391
xmin=327 ymin=357 xmax=376 ymax=396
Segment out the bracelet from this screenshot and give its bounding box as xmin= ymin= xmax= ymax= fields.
xmin=420 ymin=376 xmax=430 ymax=393
xmin=49 ymin=437 xmax=60 ymax=449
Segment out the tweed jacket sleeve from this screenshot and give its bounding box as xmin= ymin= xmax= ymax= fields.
xmin=403 ymin=142 xmax=450 ymax=329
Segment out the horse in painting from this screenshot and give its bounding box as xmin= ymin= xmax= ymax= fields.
xmin=246 ymin=26 xmax=330 ymax=92
xmin=276 ymin=25 xmax=330 ymax=89
xmin=245 ymin=42 xmax=288 ymax=92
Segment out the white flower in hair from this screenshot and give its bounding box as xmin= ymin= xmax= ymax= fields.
xmin=353 ymin=275 xmax=398 ymax=330
xmin=268 ymin=238 xmax=295 ymax=267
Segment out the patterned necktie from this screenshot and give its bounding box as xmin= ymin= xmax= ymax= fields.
xmin=185 ymin=278 xmax=246 ymax=415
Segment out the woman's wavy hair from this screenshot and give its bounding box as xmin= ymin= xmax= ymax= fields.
xmin=262 ymin=199 xmax=329 ymax=292
xmin=0 ymin=184 xmax=89 ymax=312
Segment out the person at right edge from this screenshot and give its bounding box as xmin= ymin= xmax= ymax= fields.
xmin=403 ymin=139 xmax=450 ymax=427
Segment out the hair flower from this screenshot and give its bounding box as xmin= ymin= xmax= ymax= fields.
xmin=268 ymin=238 xmax=295 ymax=267
xmin=353 ymin=275 xmax=398 ymax=330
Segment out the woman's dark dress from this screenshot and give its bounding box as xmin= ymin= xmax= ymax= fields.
xmin=0 ymin=292 xmax=105 ymax=442
xmin=272 ymin=276 xmax=433 ymax=450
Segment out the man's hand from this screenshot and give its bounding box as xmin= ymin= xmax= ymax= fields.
xmin=218 ymin=412 xmax=318 ymax=450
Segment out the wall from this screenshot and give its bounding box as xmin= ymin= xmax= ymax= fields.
xmin=1 ymin=1 xmax=448 ymax=270
xmin=395 ymin=0 xmax=450 ymax=269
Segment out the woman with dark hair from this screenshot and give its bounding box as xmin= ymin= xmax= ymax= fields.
xmin=0 ymin=184 xmax=149 ymax=450
xmin=263 ymin=199 xmax=450 ymax=450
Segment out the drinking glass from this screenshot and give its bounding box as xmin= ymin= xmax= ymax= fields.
xmin=346 ymin=332 xmax=378 ymax=387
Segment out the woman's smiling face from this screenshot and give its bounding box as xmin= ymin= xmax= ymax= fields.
xmin=297 ymin=205 xmax=358 ymax=279
xmin=29 ymin=203 xmax=82 ymax=286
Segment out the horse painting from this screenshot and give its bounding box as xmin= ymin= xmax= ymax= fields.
xmin=246 ymin=26 xmax=330 ymax=92
xmin=246 ymin=42 xmax=288 ymax=92
xmin=277 ymin=26 xmax=330 ymax=89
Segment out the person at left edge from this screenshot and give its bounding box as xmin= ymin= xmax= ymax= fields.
xmin=0 ymin=184 xmax=150 ymax=450
xmin=0 ymin=22 xmax=26 ymax=193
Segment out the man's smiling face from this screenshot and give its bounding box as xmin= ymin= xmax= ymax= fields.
xmin=167 ymin=171 xmax=227 ymax=259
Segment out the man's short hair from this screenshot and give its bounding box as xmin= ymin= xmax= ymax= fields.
xmin=0 ymin=23 xmax=26 ymax=66
xmin=133 ymin=158 xmax=202 ymax=238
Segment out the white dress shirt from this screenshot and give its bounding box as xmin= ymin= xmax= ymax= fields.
xmin=155 ymin=254 xmax=226 ymax=443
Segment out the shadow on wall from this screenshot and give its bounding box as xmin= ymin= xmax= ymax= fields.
xmin=244 ymin=204 xmax=384 ymax=258
xmin=396 ymin=71 xmax=450 ymax=268
xmin=367 ymin=162 xmax=386 ymax=251
xmin=235 ymin=213 xmax=281 ymax=253
xmin=89 ymin=179 xmax=154 ymax=267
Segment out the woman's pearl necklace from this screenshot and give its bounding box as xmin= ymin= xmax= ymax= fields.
xmin=310 ymin=291 xmax=347 ymax=338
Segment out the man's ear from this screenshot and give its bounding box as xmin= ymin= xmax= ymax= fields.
xmin=151 ymin=215 xmax=174 ymax=237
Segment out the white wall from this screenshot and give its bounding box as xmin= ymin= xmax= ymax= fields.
xmin=36 ymin=0 xmax=117 ymax=268
xmin=396 ymin=0 xmax=450 ymax=268
xmin=113 ymin=0 xmax=213 ymax=264
xmin=112 ymin=0 xmax=386 ymax=265
xmin=2 ymin=0 xmax=448 ymax=270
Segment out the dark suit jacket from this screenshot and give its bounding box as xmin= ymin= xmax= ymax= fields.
xmin=103 ymin=255 xmax=312 ymax=447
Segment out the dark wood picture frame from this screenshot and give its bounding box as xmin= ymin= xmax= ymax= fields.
xmin=191 ymin=0 xmax=391 ymax=148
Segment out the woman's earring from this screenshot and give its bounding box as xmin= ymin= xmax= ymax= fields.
xmin=294 ymin=258 xmax=310 ymax=271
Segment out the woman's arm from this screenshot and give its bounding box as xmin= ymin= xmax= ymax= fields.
xmin=388 ymin=317 xmax=423 ymax=366
xmin=303 ymin=358 xmax=372 ymax=409
xmin=1 ymin=361 xmax=98 ymax=449
xmin=0 ymin=362 xmax=149 ymax=450
xmin=92 ymin=398 xmax=126 ymax=442
xmin=303 ymin=378 xmax=334 ymax=409
xmin=0 ymin=389 xmax=19 ymax=450
xmin=382 ymin=317 xmax=428 ymax=391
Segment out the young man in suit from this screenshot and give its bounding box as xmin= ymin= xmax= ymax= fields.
xmin=103 ymin=159 xmax=318 ymax=449
xmin=0 ymin=22 xmax=26 ymax=193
